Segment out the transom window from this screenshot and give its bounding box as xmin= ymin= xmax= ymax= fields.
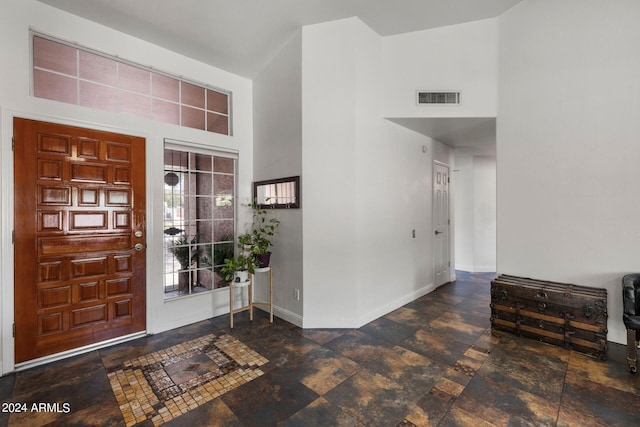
xmin=163 ymin=144 xmax=236 ymax=298
xmin=31 ymin=32 xmax=231 ymax=135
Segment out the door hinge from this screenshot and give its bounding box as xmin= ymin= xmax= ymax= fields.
xmin=12 ymin=230 xmax=15 ymax=244
xmin=447 ymin=176 xmax=450 ymax=183
xmin=13 ymin=323 xmax=16 ymax=338
xmin=448 ymin=261 xmax=451 ymax=267
xmin=12 ymin=136 xmax=15 ymax=151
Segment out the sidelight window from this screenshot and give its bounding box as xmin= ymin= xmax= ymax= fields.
xmin=163 ymin=144 xmax=236 ymax=299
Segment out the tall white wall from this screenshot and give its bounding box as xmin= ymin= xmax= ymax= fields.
xmin=0 ymin=0 xmax=253 ymax=373
xmin=383 ymin=18 xmax=498 ymax=118
xmin=302 ymin=18 xmax=438 ymax=327
xmin=301 ymin=18 xmax=360 ymax=327
xmin=498 ymin=0 xmax=640 ymax=344
xmin=253 ymin=31 xmax=303 ymax=325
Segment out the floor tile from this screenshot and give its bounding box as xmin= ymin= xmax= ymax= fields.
xmin=279 ymin=397 xmax=360 ymax=427
xmin=557 ymin=375 xmax=640 ymax=427
xmin=220 ymin=369 xmax=318 ymax=426
xmin=454 ymin=372 xmax=559 ymax=426
xmin=280 ymin=346 xmax=359 ymax=395
xmin=401 ymin=329 xmax=472 ymax=366
xmin=323 ymin=368 xmax=420 ymax=427
xmin=358 ymin=317 xmax=418 ymax=345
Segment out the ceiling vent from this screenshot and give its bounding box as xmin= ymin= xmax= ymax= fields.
xmin=417 ymin=91 xmax=460 ymax=105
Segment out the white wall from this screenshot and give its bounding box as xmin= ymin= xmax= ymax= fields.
xmin=0 ymin=0 xmax=253 ymax=373
xmin=302 ymin=18 xmax=438 ymax=328
xmin=472 ymin=156 xmax=497 ymax=271
xmin=498 ymin=0 xmax=640 ymax=345
xmin=383 ymin=18 xmax=498 ymax=118
xmin=454 ymin=154 xmax=496 ymax=272
xmin=253 ymin=31 xmax=303 ymax=325
xmin=301 ymin=18 xmax=360 ymax=327
xmin=454 ymin=156 xmax=474 ymax=270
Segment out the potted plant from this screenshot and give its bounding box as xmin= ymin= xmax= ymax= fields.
xmin=246 ymin=200 xmax=280 ymax=268
xmin=238 ymin=232 xmax=253 ymax=255
xmin=220 ymin=254 xmax=253 ymax=283
xmin=168 ymin=234 xmax=200 ymax=291
xmin=249 ymin=231 xmax=272 ymax=268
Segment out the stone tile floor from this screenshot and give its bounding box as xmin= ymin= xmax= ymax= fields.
xmin=1 ymin=271 xmax=639 ymax=426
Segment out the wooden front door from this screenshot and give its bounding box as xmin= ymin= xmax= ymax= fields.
xmin=14 ymin=118 xmax=146 ymax=363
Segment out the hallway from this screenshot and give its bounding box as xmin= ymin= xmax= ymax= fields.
xmin=1 ymin=272 xmax=639 ymax=426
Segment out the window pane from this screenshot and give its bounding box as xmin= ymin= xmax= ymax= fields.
xmin=214 ymin=156 xmax=234 ymax=174
xmin=207 ymin=89 xmax=228 ymax=114
xmin=33 ymin=36 xmax=77 ymax=76
xmin=33 ymin=69 xmax=77 ymax=104
xmin=196 ymin=221 xmax=213 ymax=244
xmin=119 ymin=91 xmax=151 ymax=119
xmin=195 ymin=172 xmax=212 ymax=195
xmin=214 ymin=174 xmax=233 ymax=196
xmin=119 ymin=63 xmax=150 ymax=95
xmin=80 ymin=81 xmax=118 ymax=112
xmin=79 ymin=51 xmax=117 ymax=86
xmin=214 ymin=198 xmax=234 ymax=219
xmin=153 ymin=99 xmax=180 ymax=125
xmin=152 ymin=73 xmax=179 ymax=102
xmin=182 ymin=105 xmax=205 ymax=130
xmin=197 ymin=197 xmax=213 ymax=222
xmin=214 ymin=221 xmax=234 ymax=243
xmin=207 ymin=112 xmax=229 ymax=135
xmin=182 ymin=81 xmax=205 ymax=108
xmin=194 ymin=153 xmax=212 ymax=171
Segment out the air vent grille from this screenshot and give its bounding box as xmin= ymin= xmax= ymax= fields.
xmin=417 ymin=91 xmax=460 ymax=105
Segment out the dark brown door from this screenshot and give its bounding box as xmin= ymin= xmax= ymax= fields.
xmin=14 ymin=118 xmax=146 ymax=363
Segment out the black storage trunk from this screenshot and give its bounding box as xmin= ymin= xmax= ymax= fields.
xmin=490 ymin=274 xmax=608 ymax=360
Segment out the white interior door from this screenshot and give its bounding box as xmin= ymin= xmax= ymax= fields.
xmin=433 ymin=162 xmax=450 ymax=287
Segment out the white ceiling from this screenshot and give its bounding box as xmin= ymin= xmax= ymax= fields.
xmin=388 ymin=117 xmax=496 ymax=153
xmin=38 ymin=0 xmax=520 ymax=148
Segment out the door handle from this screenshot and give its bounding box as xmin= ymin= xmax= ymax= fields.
xmin=134 ymin=243 xmax=144 ymax=251
xmin=435 ymin=230 xmax=443 ymax=235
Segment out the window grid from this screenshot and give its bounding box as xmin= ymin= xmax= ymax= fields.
xmin=32 ymin=33 xmax=231 ymax=135
xmin=164 ymin=148 xmax=235 ymax=298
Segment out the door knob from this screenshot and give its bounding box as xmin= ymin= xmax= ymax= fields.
xmin=134 ymin=243 xmax=144 ymax=251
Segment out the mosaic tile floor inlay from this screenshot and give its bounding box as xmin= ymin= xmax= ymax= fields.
xmin=107 ymin=332 xmax=268 ymax=426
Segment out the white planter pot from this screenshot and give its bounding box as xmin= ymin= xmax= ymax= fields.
xmin=234 ymin=270 xmax=249 ymax=283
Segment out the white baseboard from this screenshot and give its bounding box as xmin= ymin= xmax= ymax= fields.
xmin=472 ymin=266 xmax=496 ymax=273
xmin=254 ymin=305 xmax=303 ymax=328
xmin=301 ymin=282 xmax=436 ymax=329
xmin=455 ymin=265 xmax=496 ymax=273
xmin=357 ymin=282 xmax=435 ymax=328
